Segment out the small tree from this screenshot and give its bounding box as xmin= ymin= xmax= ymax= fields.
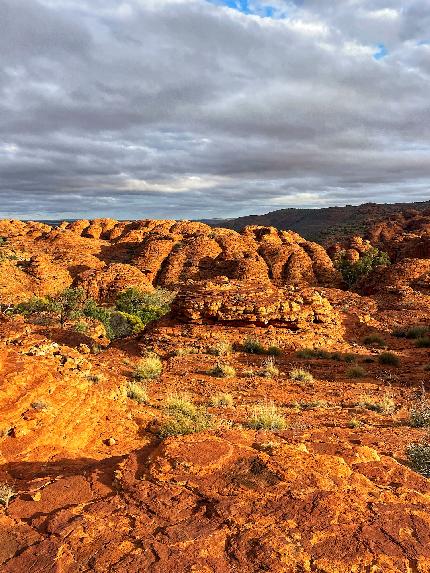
xmin=115 ymin=288 xmax=175 ymax=325
xmin=334 ymin=247 xmax=390 ymax=289
xmin=47 ymin=288 xmax=86 ymax=327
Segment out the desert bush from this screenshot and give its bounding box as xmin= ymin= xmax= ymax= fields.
xmin=14 ymin=297 xmax=50 ymax=316
xmin=415 ymin=337 xmax=430 ymax=348
xmin=358 ymin=393 xmax=395 ymax=414
xmin=334 ymin=246 xmax=390 ymax=289
xmin=248 ymin=402 xmax=287 ymax=430
xmin=209 ymin=392 xmax=234 ymax=407
xmin=0 ymin=236 xmax=7 ymax=246
xmin=116 ymin=287 xmax=175 ymax=325
xmin=347 ymin=366 xmax=367 ymax=378
xmin=109 ymin=311 xmax=145 ymax=338
xmin=260 ymin=357 xmax=279 ymax=378
xmin=267 ymin=345 xmax=282 ymax=356
xmin=209 ymin=361 xmax=236 ymax=378
xmin=406 ymin=443 xmax=430 ymax=477
xmin=126 ymin=381 xmax=148 ymax=404
xmin=133 ymin=354 xmax=162 ymax=380
xmin=165 ymin=393 xmax=196 ymax=417
xmin=295 ymin=400 xmax=328 ymax=410
xmin=207 ymin=340 xmax=232 ymax=356
xmin=47 ymin=287 xmax=87 ymax=326
xmin=296 ymin=348 xmax=331 ymax=359
xmin=363 ymin=334 xmax=386 ymax=347
xmin=74 ymin=321 xmax=89 ymax=334
xmin=393 ymin=325 xmax=429 ymax=339
xmin=348 ymin=418 xmax=362 ymax=429
xmin=242 ymin=337 xmax=266 ymax=354
xmin=158 ymin=407 xmax=212 ymax=438
xmin=378 ymin=351 xmax=400 ymax=366
xmin=0 ymin=483 xmax=16 ymax=508
xmin=289 ymin=368 xmax=314 ymax=383
xmin=409 ymin=401 xmax=430 ymax=427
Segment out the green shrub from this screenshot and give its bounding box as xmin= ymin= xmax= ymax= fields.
xmin=165 ymin=393 xmax=196 ymax=417
xmin=267 ymin=345 xmax=282 ymax=356
xmin=409 ymin=401 xmax=430 ymax=428
xmin=74 ymin=321 xmax=89 ymax=334
xmin=348 ymin=418 xmax=362 ymax=429
xmin=296 ymin=348 xmax=331 ymax=359
xmin=393 ymin=325 xmax=429 ymax=339
xmin=158 ymin=407 xmax=212 ymax=438
xmin=415 ymin=337 xmax=430 ymax=348
xmin=0 ymin=236 xmax=7 ymax=246
xmin=0 ymin=483 xmax=15 ymax=508
xmin=347 ymin=366 xmax=367 ymax=379
xmin=406 ymin=443 xmax=430 ymax=477
xmin=260 ymin=357 xmax=279 ymax=378
xmin=363 ymin=334 xmax=386 ymax=347
xmin=242 ymin=337 xmax=266 ymax=354
xmin=46 ymin=287 xmax=86 ymax=326
xmin=209 ymin=392 xmax=234 ymax=407
xmin=289 ymin=368 xmax=314 ymax=383
xmin=14 ymin=297 xmax=49 ymax=316
xmin=116 ymin=287 xmax=175 ymax=325
xmin=209 ymin=361 xmax=236 ymax=378
xmin=133 ymin=354 xmax=162 ymax=380
xmin=334 ymin=247 xmax=390 ymax=289
xmin=378 ymin=351 xmax=400 ymax=366
xmin=109 ymin=311 xmax=145 ymax=338
xmin=248 ymin=402 xmax=287 ymax=430
xmin=358 ymin=393 xmax=395 ymax=414
xmin=126 ymin=381 xmax=148 ymax=404
xmin=207 ymin=340 xmax=232 ymax=356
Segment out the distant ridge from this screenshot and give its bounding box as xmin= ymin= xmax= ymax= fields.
xmin=204 ymin=200 xmax=430 ymax=243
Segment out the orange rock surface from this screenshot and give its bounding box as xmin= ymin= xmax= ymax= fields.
xmin=1 ymin=219 xmax=430 ymax=572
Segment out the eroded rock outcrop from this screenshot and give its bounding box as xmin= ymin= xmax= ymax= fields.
xmin=172 ymin=278 xmax=339 ymax=330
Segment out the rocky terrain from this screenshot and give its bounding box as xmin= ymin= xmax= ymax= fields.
xmin=1 ymin=217 xmax=430 ymax=572
xmin=209 ymin=200 xmax=430 ymax=244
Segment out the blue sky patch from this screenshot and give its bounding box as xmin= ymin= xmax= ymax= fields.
xmin=373 ymin=43 xmax=388 ymax=60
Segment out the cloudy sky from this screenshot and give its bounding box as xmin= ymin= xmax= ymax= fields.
xmin=1 ymin=0 xmax=429 ymax=220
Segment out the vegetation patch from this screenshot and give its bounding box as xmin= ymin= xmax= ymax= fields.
xmin=409 ymin=401 xmax=430 ymax=428
xmin=209 ymin=361 xmax=236 ymax=378
xmin=378 ymin=351 xmax=400 ymax=366
xmin=210 ymin=392 xmax=234 ymax=407
xmin=133 ymin=354 xmax=162 ymax=380
xmin=347 ymin=366 xmax=367 ymax=379
xmin=126 ymin=382 xmax=148 ymax=404
xmin=334 ymin=246 xmax=390 ymax=289
xmin=248 ymin=402 xmax=287 ymax=431
xmin=289 ymin=368 xmax=314 ymax=383
xmin=0 ymin=483 xmax=16 ymax=508
xmin=363 ymin=334 xmax=386 ymax=348
xmin=406 ymin=443 xmax=430 ymax=478
xmin=158 ymin=407 xmax=212 ymax=438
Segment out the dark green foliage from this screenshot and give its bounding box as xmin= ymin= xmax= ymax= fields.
xmin=363 ymin=334 xmax=386 ymax=347
xmin=0 ymin=237 xmax=7 ymax=246
xmin=15 ymin=288 xmax=86 ymax=326
xmin=115 ymin=288 xmax=175 ymax=325
xmin=334 ymin=247 xmax=390 ymax=289
xmin=266 ymin=345 xmax=282 ymax=356
xmin=242 ymin=337 xmax=266 ymax=354
xmin=406 ymin=443 xmax=430 ymax=477
xmin=393 ymin=325 xmax=429 ymax=339
xmin=378 ymin=351 xmax=400 ymax=366
xmin=14 ymin=297 xmax=50 ymax=316
xmin=409 ymin=401 xmax=430 ymax=428
xmin=415 ymin=337 xmax=430 ymax=348
xmin=46 ymin=287 xmax=86 ymax=326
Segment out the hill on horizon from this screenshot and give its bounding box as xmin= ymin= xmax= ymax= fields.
xmin=204 ymin=200 xmax=430 ymax=243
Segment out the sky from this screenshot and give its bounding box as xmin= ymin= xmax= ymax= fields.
xmin=0 ymin=0 xmax=429 ymax=220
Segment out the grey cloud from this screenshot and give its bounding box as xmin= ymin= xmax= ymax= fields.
xmin=0 ymin=0 xmax=429 ymax=220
